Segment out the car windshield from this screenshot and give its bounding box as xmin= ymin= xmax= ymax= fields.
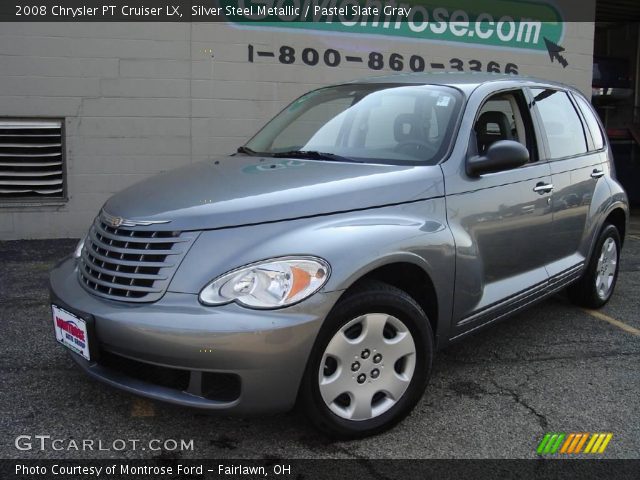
xmin=243 ymin=84 xmax=462 ymax=165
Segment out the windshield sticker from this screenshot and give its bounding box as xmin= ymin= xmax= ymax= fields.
xmin=437 ymin=96 xmax=452 ymax=107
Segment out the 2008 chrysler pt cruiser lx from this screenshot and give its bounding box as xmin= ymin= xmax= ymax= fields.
xmin=50 ymin=73 xmax=628 ymax=437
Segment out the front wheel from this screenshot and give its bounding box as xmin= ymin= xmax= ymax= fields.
xmin=300 ymin=281 xmax=433 ymax=438
xmin=568 ymin=223 xmax=621 ymax=308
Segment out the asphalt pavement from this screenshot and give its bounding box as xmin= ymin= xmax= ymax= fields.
xmin=1 ymin=218 xmax=638 ymax=460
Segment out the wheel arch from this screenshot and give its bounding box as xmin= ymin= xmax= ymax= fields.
xmin=336 ymin=261 xmax=440 ymax=346
xmin=604 ymin=206 xmax=627 ymax=247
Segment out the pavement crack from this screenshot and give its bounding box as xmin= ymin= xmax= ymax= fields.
xmin=490 ymin=380 xmax=548 ymax=429
xmin=298 ymin=439 xmax=393 ymax=480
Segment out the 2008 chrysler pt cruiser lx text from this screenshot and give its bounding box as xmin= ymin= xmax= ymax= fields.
xmin=50 ymin=73 xmax=628 ymax=437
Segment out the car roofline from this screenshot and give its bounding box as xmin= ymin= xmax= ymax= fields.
xmin=336 ymin=72 xmax=579 ymax=94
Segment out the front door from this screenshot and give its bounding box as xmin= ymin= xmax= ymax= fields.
xmin=444 ymin=88 xmax=553 ymax=337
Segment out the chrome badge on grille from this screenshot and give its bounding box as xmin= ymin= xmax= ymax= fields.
xmin=107 ymin=214 xmax=123 ymax=228
xmin=101 ymin=210 xmax=170 ymax=228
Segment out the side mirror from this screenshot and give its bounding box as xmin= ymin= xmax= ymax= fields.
xmin=466 ymin=140 xmax=530 ymax=176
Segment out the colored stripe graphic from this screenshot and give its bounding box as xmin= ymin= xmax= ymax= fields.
xmin=584 ymin=434 xmax=599 ymax=453
xmin=591 ymin=434 xmax=606 ymax=453
xmin=538 ymin=433 xmax=613 ymax=454
xmin=575 ymin=433 xmax=589 ymax=453
xmin=597 ymin=434 xmax=613 ymax=453
xmin=537 ymin=433 xmax=566 ymax=454
xmin=550 ymin=434 xmax=565 ymax=453
xmin=560 ymin=433 xmax=575 ymax=453
xmin=537 ymin=434 xmax=552 ymax=454
xmin=544 ymin=434 xmax=558 ymax=454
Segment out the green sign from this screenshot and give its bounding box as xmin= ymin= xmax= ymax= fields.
xmin=222 ymin=0 xmax=564 ymax=52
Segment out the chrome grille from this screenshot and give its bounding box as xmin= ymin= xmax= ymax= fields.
xmin=78 ymin=215 xmax=196 ymax=302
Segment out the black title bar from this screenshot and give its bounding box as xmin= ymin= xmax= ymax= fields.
xmin=0 ymin=0 xmax=614 ymax=22
xmin=2 ymin=459 xmax=640 ymax=480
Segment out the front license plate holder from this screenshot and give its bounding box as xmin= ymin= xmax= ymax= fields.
xmin=52 ymin=304 xmax=92 ymax=361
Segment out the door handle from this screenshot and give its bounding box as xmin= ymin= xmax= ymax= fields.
xmin=533 ymin=182 xmax=554 ymax=194
xmin=591 ymin=169 xmax=605 ymax=179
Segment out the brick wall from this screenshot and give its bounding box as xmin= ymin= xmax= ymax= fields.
xmin=0 ymin=21 xmax=595 ymax=239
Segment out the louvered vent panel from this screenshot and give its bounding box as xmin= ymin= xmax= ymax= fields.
xmin=0 ymin=119 xmax=64 ymax=199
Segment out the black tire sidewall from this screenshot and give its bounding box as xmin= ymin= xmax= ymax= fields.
xmin=301 ymin=282 xmax=433 ymax=438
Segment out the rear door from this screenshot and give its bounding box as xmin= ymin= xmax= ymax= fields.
xmin=444 ymin=87 xmax=553 ymax=338
xmin=528 ymin=88 xmax=608 ymax=285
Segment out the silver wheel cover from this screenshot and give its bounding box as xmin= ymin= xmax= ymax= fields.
xmin=595 ymin=237 xmax=618 ymax=300
xmin=318 ymin=313 xmax=416 ymax=421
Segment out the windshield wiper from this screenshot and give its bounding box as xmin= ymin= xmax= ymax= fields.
xmin=236 ymin=146 xmax=261 ymax=156
xmin=271 ymin=150 xmax=360 ymax=163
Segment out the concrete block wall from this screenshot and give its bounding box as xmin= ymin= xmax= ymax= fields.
xmin=0 ymin=21 xmax=595 ymax=239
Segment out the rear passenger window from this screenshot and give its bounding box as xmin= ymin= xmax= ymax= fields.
xmin=531 ymin=89 xmax=588 ymax=159
xmin=573 ymin=94 xmax=605 ymax=150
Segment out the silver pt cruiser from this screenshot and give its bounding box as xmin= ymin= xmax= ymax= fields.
xmin=50 ymin=74 xmax=628 ymax=437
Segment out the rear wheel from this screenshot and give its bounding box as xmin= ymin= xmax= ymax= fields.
xmin=300 ymin=280 xmax=433 ymax=438
xmin=568 ymin=223 xmax=621 ymax=308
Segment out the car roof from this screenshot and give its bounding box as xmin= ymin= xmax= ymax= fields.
xmin=345 ymin=72 xmax=575 ymax=93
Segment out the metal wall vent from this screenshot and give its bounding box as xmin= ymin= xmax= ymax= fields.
xmin=0 ymin=119 xmax=65 ymax=201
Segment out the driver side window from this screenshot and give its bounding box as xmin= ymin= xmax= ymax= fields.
xmin=474 ymin=90 xmax=535 ymax=162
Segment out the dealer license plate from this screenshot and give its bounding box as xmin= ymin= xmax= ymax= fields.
xmin=52 ymin=305 xmax=90 ymax=360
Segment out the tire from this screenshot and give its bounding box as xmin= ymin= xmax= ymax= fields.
xmin=568 ymin=223 xmax=621 ymax=309
xmin=300 ymin=280 xmax=434 ymax=438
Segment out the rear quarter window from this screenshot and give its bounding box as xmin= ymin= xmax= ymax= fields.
xmin=531 ymin=89 xmax=588 ymax=159
xmin=573 ymin=94 xmax=605 ymax=151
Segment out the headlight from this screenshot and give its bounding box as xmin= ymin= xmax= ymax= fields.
xmin=73 ymin=235 xmax=86 ymax=259
xmin=199 ymin=256 xmax=330 ymax=309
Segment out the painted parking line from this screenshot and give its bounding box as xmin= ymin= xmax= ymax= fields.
xmin=130 ymin=398 xmax=156 ymax=417
xmin=582 ymin=309 xmax=640 ymax=336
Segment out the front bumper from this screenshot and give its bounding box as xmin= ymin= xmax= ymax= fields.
xmin=49 ymin=256 xmax=342 ymax=413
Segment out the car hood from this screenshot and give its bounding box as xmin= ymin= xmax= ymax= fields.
xmin=102 ymin=155 xmax=444 ymax=231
